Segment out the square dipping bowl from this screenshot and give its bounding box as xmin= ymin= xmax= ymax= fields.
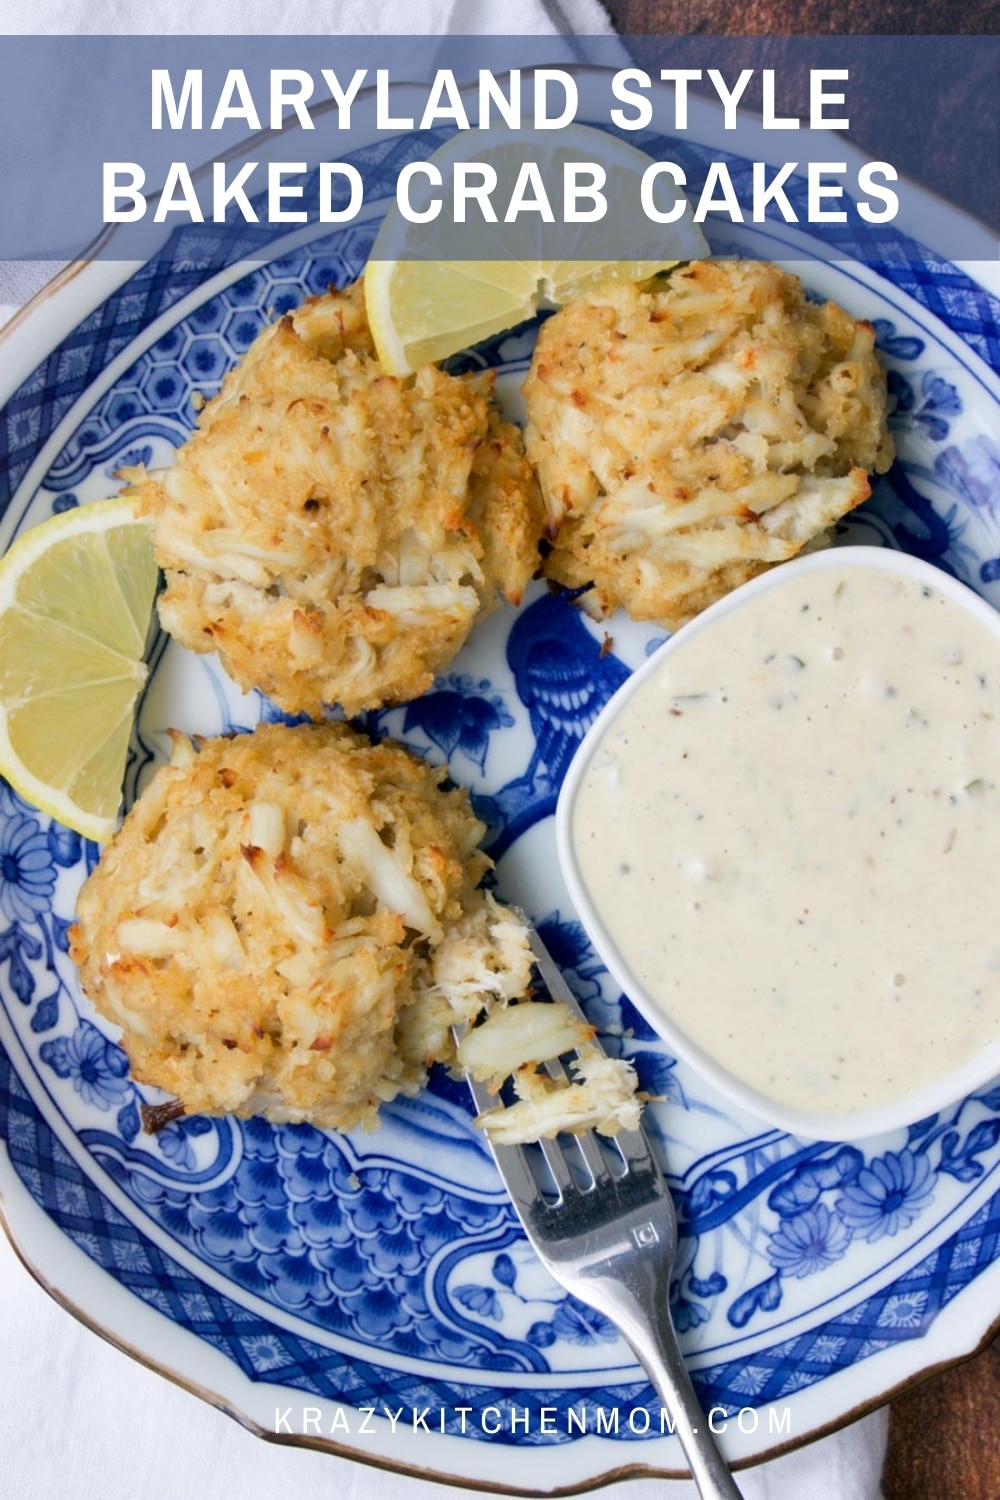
xmin=556 ymin=546 xmax=1000 ymax=1142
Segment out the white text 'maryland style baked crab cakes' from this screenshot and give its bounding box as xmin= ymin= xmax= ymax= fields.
xmin=127 ymin=280 xmax=544 ymax=718
xmin=524 ymin=258 xmax=895 ymax=628
xmin=69 ymin=723 xmax=642 ymax=1141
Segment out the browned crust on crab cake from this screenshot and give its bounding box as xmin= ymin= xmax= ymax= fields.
xmin=128 ymin=280 xmax=544 ymax=718
xmin=69 ymin=722 xmax=532 ymax=1133
xmin=524 ymin=258 xmax=894 ymax=627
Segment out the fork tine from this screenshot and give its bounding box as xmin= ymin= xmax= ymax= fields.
xmin=489 ymin=1141 xmax=547 ymax=1217
xmin=575 ymin=1130 xmax=612 ymax=1187
xmin=614 ymin=1125 xmax=657 ymax=1174
xmin=536 ymin=1135 xmax=576 ymax=1196
xmin=526 ymin=921 xmax=644 ymax=1190
xmin=533 ymin=1054 xmax=610 ymax=1191
xmin=524 ymin=921 xmax=588 ymax=1020
xmin=453 ymin=1026 xmax=574 ymax=1203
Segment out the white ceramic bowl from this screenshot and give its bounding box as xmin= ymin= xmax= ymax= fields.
xmin=556 ymin=545 xmax=1000 ymax=1142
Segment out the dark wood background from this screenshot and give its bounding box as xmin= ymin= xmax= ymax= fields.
xmin=604 ymin=0 xmax=997 ymax=32
xmin=603 ymin=2 xmax=997 ymax=227
xmin=601 ymin=3 xmax=1000 ymax=1495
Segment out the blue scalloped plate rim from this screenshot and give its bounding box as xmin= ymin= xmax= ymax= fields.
xmin=2 ymin=127 xmax=1000 ymax=1489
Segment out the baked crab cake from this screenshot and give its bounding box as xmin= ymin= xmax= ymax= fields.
xmin=128 ymin=280 xmax=544 ymax=717
xmin=69 ymin=722 xmax=533 ymax=1132
xmin=524 ymin=258 xmax=894 ymax=627
xmin=69 ymin=722 xmax=641 ymax=1140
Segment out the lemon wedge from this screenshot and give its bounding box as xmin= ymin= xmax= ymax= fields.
xmin=0 ymin=496 xmax=159 ymax=842
xmin=365 ymin=123 xmax=709 ymax=374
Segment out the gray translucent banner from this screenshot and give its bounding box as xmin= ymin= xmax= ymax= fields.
xmin=0 ymin=35 xmax=996 ymax=268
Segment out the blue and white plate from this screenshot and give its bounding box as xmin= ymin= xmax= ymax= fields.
xmin=2 ymin=123 xmax=1000 ymax=1492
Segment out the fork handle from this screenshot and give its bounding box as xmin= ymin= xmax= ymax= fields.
xmin=586 ymin=1268 xmax=745 ymax=1499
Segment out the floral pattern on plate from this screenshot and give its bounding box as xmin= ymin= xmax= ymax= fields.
xmin=2 ymin=129 xmax=1000 ymax=1474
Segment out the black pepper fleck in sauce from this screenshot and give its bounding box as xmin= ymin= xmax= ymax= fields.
xmin=572 ymin=562 xmax=1000 ymax=1117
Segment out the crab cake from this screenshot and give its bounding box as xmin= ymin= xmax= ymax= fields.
xmin=524 ymin=259 xmax=894 ymax=628
xmin=128 ymin=281 xmax=543 ymax=718
xmin=69 ymin=722 xmax=533 ymax=1132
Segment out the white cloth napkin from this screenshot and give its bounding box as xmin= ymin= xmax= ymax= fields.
xmin=0 ymin=0 xmax=613 ymax=321
xmin=0 ymin=2 xmax=889 ymax=1496
xmin=0 ymin=0 xmax=614 ymax=34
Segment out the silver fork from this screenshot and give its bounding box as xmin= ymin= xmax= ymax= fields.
xmin=460 ymin=923 xmax=745 ymax=1499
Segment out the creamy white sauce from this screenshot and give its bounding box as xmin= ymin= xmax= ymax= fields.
xmin=571 ymin=562 xmax=1000 ymax=1117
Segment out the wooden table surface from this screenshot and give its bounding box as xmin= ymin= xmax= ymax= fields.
xmin=601 ymin=3 xmax=1000 ymax=1495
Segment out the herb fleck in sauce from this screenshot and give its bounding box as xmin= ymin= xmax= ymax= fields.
xmin=572 ymin=564 xmax=1000 ymax=1115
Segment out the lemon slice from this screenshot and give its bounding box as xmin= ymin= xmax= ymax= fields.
xmin=0 ymin=496 xmax=159 ymax=842
xmin=365 ymin=123 xmax=709 ymax=373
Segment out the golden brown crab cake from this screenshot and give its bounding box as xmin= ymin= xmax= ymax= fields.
xmin=128 ymin=280 xmax=543 ymax=718
xmin=69 ymin=722 xmax=533 ymax=1133
xmin=524 ymin=259 xmax=894 ymax=628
